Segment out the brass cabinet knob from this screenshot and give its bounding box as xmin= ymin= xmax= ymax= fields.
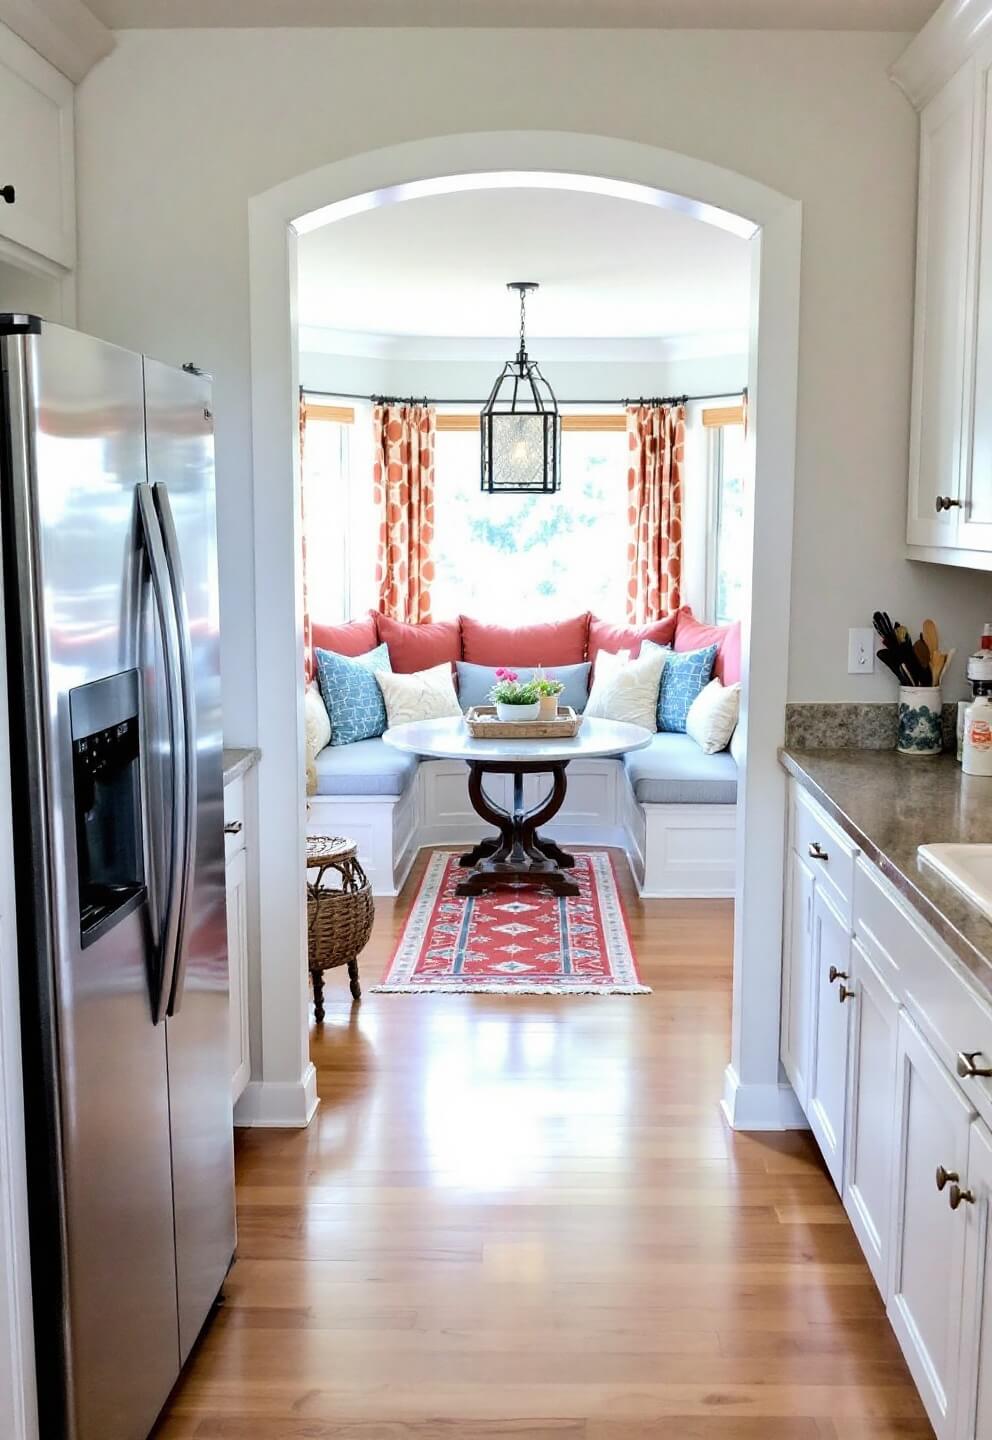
xmin=828 ymin=966 xmax=848 ymax=984
xmin=936 ymin=1166 xmax=959 ymax=1192
xmin=957 ymin=1051 xmax=992 ymax=1079
xmin=838 ymin=984 xmax=855 ymax=1003
xmin=808 ymin=842 xmax=829 ymax=861
xmin=949 ymin=1183 xmax=976 ymax=1210
xmin=936 ymin=495 xmax=963 ymax=511
xmin=224 ymin=820 xmax=243 ymax=835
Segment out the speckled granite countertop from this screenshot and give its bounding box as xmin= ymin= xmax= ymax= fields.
xmin=781 ymin=748 xmax=992 ymax=1001
xmin=222 ymin=747 xmax=260 ymax=786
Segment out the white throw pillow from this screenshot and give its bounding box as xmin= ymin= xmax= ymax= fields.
xmin=375 ymin=663 xmax=462 ymax=728
xmin=686 ymin=679 xmax=741 ymax=754
xmin=304 ymin=680 xmax=332 ymax=756
xmin=584 ymin=646 xmax=667 ymax=731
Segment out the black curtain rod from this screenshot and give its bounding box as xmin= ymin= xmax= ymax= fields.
xmin=301 ymin=385 xmax=746 ymax=407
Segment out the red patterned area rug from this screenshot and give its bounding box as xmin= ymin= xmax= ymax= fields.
xmin=373 ymin=850 xmax=649 ymax=996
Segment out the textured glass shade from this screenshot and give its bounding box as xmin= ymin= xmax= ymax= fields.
xmin=482 ymin=411 xmax=561 ymax=494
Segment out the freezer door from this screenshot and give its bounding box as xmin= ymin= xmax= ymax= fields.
xmin=1 ymin=323 xmax=182 ymax=1440
xmin=143 ymin=357 xmax=236 ymax=1360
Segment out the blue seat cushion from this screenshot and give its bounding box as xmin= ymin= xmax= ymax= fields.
xmin=313 ymin=738 xmax=419 ymax=797
xmin=624 ymin=732 xmax=737 ymax=805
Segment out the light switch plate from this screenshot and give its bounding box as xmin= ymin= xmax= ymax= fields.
xmin=848 ymin=627 xmax=875 ymax=674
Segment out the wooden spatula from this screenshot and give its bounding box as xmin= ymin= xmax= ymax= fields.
xmin=923 ymin=618 xmax=939 ymax=657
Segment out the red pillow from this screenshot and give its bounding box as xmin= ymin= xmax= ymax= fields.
xmin=311 ymin=612 xmax=379 ymax=658
xmin=588 ymin=613 xmax=677 ymax=666
xmin=459 ymin=613 xmax=590 ymax=667
xmin=375 ymin=614 xmax=462 ymax=674
xmin=307 ymin=612 xmax=379 ymax=679
xmin=674 ymin=607 xmax=742 ymax=685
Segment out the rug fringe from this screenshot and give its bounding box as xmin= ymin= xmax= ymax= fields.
xmin=370 ymin=983 xmax=653 ymax=996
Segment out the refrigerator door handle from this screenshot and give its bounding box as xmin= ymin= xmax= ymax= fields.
xmin=136 ymin=482 xmax=187 ymax=1024
xmin=153 ymin=481 xmax=198 ymax=1017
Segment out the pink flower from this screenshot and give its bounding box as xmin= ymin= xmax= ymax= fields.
xmin=495 ymin=667 xmax=518 ymax=681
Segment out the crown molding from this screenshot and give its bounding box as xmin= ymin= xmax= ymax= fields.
xmin=891 ymin=0 xmax=992 ymax=109
xmin=0 ymin=0 xmax=113 ymax=82
xmin=298 ymin=325 xmax=749 ymax=364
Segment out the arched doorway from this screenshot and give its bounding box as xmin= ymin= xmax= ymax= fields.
xmin=242 ymin=130 xmax=802 ymax=1132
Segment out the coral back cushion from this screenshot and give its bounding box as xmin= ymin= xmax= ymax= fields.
xmin=375 ymin=614 xmax=462 ymax=674
xmin=674 ymin=608 xmax=742 ymax=685
xmin=588 ymin=613 xmax=677 ymax=666
xmin=459 ymin=613 xmax=590 ymax=667
xmin=307 ymin=613 xmax=379 ymax=679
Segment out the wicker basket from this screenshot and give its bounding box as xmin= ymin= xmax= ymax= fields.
xmin=306 ymin=836 xmax=374 ymax=1017
xmin=464 ymin=705 xmax=583 ymax=739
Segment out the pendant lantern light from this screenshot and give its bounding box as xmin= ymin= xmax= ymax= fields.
xmin=480 ymin=281 xmax=561 ymax=494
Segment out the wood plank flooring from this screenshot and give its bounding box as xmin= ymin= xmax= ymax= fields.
xmin=155 ymin=848 xmax=932 ymax=1439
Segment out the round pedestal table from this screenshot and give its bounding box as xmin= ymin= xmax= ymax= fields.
xmin=383 ymin=715 xmax=652 ymax=898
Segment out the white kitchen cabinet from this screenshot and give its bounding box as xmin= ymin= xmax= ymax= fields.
xmin=806 ymin=883 xmax=852 ymax=1192
xmin=843 ymin=936 xmax=900 ymax=1295
xmin=223 ymin=773 xmax=251 ymax=1105
xmin=0 ymin=25 xmax=75 ymax=271
xmin=889 ymin=1012 xmax=976 ymax=1440
xmin=907 ymin=61 xmax=978 ymax=551
xmin=957 ymin=1117 xmax=992 ymax=1440
xmin=781 ymin=848 xmax=815 ymax=1109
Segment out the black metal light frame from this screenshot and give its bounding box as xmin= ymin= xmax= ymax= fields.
xmin=480 ymin=282 xmax=562 ymax=495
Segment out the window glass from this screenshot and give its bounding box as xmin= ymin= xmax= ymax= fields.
xmin=431 ymin=425 xmax=629 ymax=623
xmin=301 ymin=415 xmax=350 ymax=624
xmin=713 ymin=424 xmax=748 ymax=625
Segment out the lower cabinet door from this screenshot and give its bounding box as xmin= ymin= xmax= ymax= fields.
xmin=807 ymin=883 xmax=852 ymax=1190
xmin=225 ymin=846 xmax=250 ymax=1103
xmin=843 ymin=937 xmax=899 ymax=1296
xmin=781 ymin=849 xmax=815 ymax=1108
xmin=957 ymin=1118 xmax=992 ymax=1440
xmin=889 ymin=1012 xmax=974 ymax=1440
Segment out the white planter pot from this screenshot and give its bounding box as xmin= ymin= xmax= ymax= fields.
xmin=496 ymin=701 xmax=540 ymax=722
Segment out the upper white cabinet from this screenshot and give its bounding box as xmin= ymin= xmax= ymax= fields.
xmin=0 ymin=23 xmax=75 ymax=272
xmin=907 ymin=62 xmax=978 ymax=550
xmin=898 ymin=11 xmax=992 ymax=565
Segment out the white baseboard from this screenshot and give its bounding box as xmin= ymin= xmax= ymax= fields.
xmin=720 ymin=1064 xmax=809 ymax=1131
xmin=234 ymin=1061 xmax=319 ymax=1128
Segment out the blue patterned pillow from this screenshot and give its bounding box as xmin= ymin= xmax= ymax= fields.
xmin=643 ymin=641 xmax=718 ymax=733
xmin=314 ymin=643 xmax=392 ymax=746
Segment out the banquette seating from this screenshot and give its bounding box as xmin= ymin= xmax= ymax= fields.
xmin=306 ymin=608 xmax=741 ymax=897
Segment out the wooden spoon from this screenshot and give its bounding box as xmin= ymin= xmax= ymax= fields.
xmin=923 ymin=618 xmax=939 ymax=657
xmin=914 ymin=636 xmax=932 ymax=680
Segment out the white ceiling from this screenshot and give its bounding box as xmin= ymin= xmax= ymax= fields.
xmin=84 ymin=0 xmax=940 ymax=31
xmin=297 ymin=186 xmax=751 ymax=346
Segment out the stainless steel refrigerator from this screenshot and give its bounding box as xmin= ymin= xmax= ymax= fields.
xmin=0 ymin=316 xmax=236 ymax=1440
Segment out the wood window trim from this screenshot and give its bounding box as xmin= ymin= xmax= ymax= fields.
xmin=701 ymin=404 xmax=745 ymax=429
xmin=303 ymin=402 xmax=355 ymax=425
xmin=436 ymin=412 xmax=625 ymax=433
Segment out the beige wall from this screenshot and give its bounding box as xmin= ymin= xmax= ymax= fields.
xmin=75 ymin=26 xmax=992 ymax=723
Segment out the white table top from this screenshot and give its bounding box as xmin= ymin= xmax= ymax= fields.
xmin=382 ymin=714 xmax=653 ymax=763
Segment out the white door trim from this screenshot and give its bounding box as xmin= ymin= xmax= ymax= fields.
xmin=245 ymin=129 xmax=801 ymax=1130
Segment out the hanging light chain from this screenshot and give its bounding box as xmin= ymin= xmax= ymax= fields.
xmin=519 ymin=287 xmax=527 ymax=359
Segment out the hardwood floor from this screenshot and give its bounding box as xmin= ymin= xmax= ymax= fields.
xmin=155 ymin=849 xmax=932 ymax=1439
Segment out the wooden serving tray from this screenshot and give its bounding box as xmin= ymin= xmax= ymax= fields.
xmin=464 ymin=705 xmax=583 ymax=739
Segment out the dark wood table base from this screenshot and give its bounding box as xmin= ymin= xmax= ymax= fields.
xmin=456 ymin=759 xmax=580 ymax=897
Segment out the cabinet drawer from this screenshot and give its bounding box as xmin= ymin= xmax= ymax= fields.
xmin=0 ymin=27 xmax=75 ymax=268
xmin=855 ymin=858 xmax=992 ymax=1132
xmin=223 ymin=775 xmax=246 ymax=861
xmin=791 ymin=784 xmax=857 ymax=923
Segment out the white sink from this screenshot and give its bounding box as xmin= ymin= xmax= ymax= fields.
xmin=918 ymin=844 xmax=992 ymax=922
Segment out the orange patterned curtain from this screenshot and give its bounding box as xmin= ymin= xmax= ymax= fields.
xmin=625 ymin=403 xmax=685 ymax=623
xmin=373 ymin=402 xmax=436 ymax=622
xmin=300 ymin=398 xmax=314 ymax=679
